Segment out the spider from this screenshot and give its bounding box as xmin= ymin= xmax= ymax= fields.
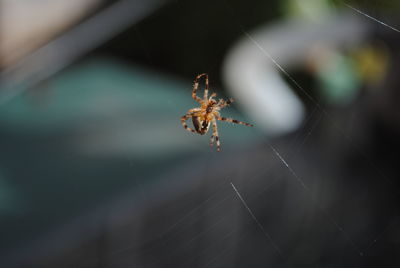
xmin=181 ymin=73 xmax=253 ymax=152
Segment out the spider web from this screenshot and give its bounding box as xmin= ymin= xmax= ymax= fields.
xmin=220 ymin=0 xmax=400 ymax=263
xmin=70 ymin=1 xmax=400 ymax=266
xmin=2 ymin=0 xmax=399 ymax=267
xmin=96 ymin=1 xmax=398 ymax=265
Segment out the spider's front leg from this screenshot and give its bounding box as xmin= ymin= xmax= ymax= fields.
xmin=211 ymin=118 xmax=221 ymax=151
xmin=218 ymin=117 xmax=253 ymax=127
xmin=224 ymin=98 xmax=234 ymax=106
xmin=217 ymin=98 xmax=234 ymax=108
xmin=192 ymin=73 xmax=208 ymax=103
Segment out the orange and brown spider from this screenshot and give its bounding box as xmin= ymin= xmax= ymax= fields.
xmin=181 ymin=73 xmax=253 ymax=152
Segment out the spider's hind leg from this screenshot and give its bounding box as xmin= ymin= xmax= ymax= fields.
xmin=211 ymin=118 xmax=221 ymax=151
xmin=209 ymin=134 xmax=215 ymax=147
xmin=192 ymin=73 xmax=208 ymax=103
xmin=203 ymin=74 xmax=209 ymax=100
xmin=181 ymin=114 xmax=197 ymax=133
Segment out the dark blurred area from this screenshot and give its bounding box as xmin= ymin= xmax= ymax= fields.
xmin=1 ymin=0 xmax=400 ymax=267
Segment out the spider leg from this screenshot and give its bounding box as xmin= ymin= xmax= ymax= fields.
xmin=203 ymin=74 xmax=210 ymax=101
xmin=218 ymin=98 xmax=234 ymax=108
xmin=181 ymin=109 xmax=201 ymax=133
xmin=209 ymin=93 xmax=217 ymax=100
xmin=209 ymin=134 xmax=215 ymax=147
xmin=211 ymin=118 xmax=221 ymax=151
xmin=203 ymin=74 xmax=210 ymax=100
xmin=218 ymin=116 xmax=253 ymax=127
xmin=181 ymin=114 xmax=197 ymax=133
xmin=192 ymin=73 xmax=208 ymax=103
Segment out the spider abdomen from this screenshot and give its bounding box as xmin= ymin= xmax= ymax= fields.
xmin=192 ymin=116 xmax=210 ymax=135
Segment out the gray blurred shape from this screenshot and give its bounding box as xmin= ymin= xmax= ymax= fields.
xmin=0 ymin=0 xmax=167 ymax=105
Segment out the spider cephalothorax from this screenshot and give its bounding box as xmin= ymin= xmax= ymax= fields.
xmin=181 ymin=73 xmax=253 ymax=151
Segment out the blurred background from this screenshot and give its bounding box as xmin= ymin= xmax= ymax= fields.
xmin=1 ymin=0 xmax=400 ymax=267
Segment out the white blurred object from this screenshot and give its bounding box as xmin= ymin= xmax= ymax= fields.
xmin=223 ymin=13 xmax=370 ymax=135
xmin=0 ymin=0 xmax=101 ymax=68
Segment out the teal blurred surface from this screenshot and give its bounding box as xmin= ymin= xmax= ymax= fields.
xmin=0 ymin=58 xmax=260 ymax=253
